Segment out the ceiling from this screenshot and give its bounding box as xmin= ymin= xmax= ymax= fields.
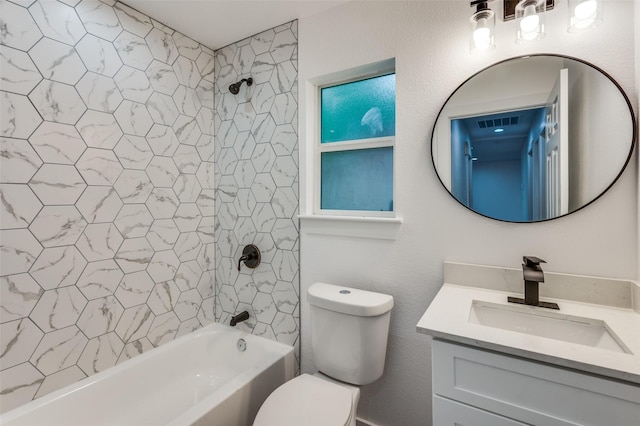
xmin=122 ymin=0 xmax=348 ymax=50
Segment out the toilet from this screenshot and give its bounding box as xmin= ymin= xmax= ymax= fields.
xmin=253 ymin=282 xmax=394 ymax=426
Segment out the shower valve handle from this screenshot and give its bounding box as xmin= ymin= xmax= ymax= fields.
xmin=237 ymin=244 xmax=261 ymax=271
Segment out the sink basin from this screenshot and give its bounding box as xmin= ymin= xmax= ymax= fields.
xmin=469 ymin=300 xmax=631 ymax=354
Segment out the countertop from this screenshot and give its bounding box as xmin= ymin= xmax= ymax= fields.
xmin=417 ymin=262 xmax=640 ymax=385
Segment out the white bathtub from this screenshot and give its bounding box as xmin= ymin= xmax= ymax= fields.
xmin=0 ymin=323 xmax=294 ymax=426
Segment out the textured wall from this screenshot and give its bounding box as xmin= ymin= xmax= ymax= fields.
xmin=213 ymin=23 xmax=300 ymax=366
xmin=0 ymin=0 xmax=215 ymax=412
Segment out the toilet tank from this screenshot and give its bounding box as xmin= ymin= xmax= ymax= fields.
xmin=307 ymin=282 xmax=393 ymax=385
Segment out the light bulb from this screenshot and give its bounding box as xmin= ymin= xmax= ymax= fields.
xmin=573 ymin=0 xmax=597 ymax=28
xmin=473 ymin=26 xmax=492 ymax=50
xmin=520 ymin=5 xmax=540 ymax=33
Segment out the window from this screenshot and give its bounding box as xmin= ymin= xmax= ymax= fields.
xmin=317 ymin=72 xmax=396 ymax=215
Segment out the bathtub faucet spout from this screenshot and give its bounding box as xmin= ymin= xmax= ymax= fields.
xmin=230 ymin=311 xmax=250 ymax=326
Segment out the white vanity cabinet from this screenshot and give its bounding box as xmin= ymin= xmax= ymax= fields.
xmin=431 ymin=339 xmax=640 ymax=426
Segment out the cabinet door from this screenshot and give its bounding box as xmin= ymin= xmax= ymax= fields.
xmin=433 ymin=339 xmax=640 ymax=426
xmin=433 ymin=395 xmax=528 ymax=426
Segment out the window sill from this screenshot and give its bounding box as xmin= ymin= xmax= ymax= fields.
xmin=298 ymin=214 xmax=402 ymax=240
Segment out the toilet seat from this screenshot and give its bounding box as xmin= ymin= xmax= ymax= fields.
xmin=253 ymin=374 xmax=354 ymax=426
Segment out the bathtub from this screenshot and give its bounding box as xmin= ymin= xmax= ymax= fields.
xmin=0 ymin=323 xmax=294 ymax=426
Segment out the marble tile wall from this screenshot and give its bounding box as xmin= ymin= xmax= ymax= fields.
xmin=0 ymin=0 xmax=215 ymax=412
xmin=213 ymin=23 xmax=300 ymax=367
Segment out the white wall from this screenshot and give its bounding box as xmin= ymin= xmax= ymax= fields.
xmin=298 ymin=1 xmax=638 ymax=425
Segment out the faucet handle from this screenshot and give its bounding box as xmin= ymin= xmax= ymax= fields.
xmin=523 ymin=256 xmax=546 ymax=267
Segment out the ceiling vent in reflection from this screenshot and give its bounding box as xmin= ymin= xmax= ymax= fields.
xmin=477 ymin=116 xmax=519 ymax=128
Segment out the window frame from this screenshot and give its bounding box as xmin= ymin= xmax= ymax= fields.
xmin=314 ymin=72 xmax=396 ymax=217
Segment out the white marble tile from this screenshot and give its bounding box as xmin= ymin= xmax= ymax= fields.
xmin=147 ymin=124 xmax=179 ymax=156
xmin=145 ymin=28 xmax=178 ymax=65
xmin=75 ymin=0 xmax=123 ymax=41
xmin=76 ymin=110 xmax=123 ymax=149
xmin=146 ymin=218 xmax=179 ymax=250
xmin=0 ymin=274 xmax=42 ymax=323
xmin=147 ymin=280 xmax=179 ymax=315
xmin=113 ymin=3 xmax=152 ymax=38
xmin=272 ymin=249 xmax=297 ymax=282
xmin=252 ymin=265 xmax=277 ymax=293
xmin=147 ymin=311 xmax=180 ymax=346
xmin=234 ymin=274 xmax=256 ymax=304
xmin=173 ymin=33 xmax=200 ymax=60
xmin=76 ymin=186 xmax=123 ymax=223
xmin=196 ymin=108 xmax=214 ymax=136
xmin=77 ymin=296 xmax=123 ymax=338
xmin=0 ymin=362 xmax=44 ymax=413
xmin=0 ymin=318 xmax=43 ymax=369
xmin=173 ymin=85 xmax=201 ymax=117
xmin=114 ymin=237 xmax=153 ymax=273
xmin=77 ymin=332 xmax=124 ymax=376
xmin=217 ymin=120 xmax=238 ymax=148
xmin=250 ymin=173 xmax=276 ymax=203
xmin=234 ymin=188 xmax=256 ymax=217
xmin=196 ymin=268 xmax=214 ymax=298
xmin=271 ymin=156 xmax=297 ymax=187
xmin=0 ymin=184 xmax=42 ymax=229
xmin=29 ymin=38 xmax=84 ymax=85
xmin=270 ymin=29 xmax=297 ymax=63
xmin=30 ymin=287 xmax=86 ymax=332
xmin=0 ymin=45 xmax=42 ymax=94
xmin=218 ymin=92 xmax=238 ymax=121
xmin=29 ymin=122 xmax=86 ymax=164
xmin=33 ymin=365 xmax=86 ymax=400
xmin=146 ymin=156 xmax=179 ymax=188
xmin=174 ymin=233 xmax=201 ymax=262
xmin=251 ymin=113 xmax=276 ymax=144
xmin=173 ymin=174 xmax=201 ymax=203
xmin=114 ymin=66 xmax=153 ymax=103
xmin=196 ymin=189 xmax=215 ymax=217
xmin=234 ymin=217 xmax=257 ymax=244
xmin=253 ymin=232 xmax=276 ymax=264
xmin=250 ymin=83 xmax=275 ymax=115
xmin=30 ymin=325 xmax=88 ymax=375
xmin=270 ymin=93 xmax=297 ymax=126
xmin=252 ymin=203 xmax=277 ymax=233
xmin=75 ymin=34 xmax=123 ymax=77
xmin=146 ymin=92 xmax=179 ymax=126
xmin=195 ymin=51 xmax=215 ymax=83
xmin=272 ymin=219 xmax=298 ymax=250
xmin=29 ymin=164 xmax=86 ymax=205
xmin=270 ymin=62 xmax=297 ymax=94
xmin=175 ymin=317 xmax=202 ymax=339
xmin=114 ymin=169 xmax=153 ymax=203
xmin=75 ymin=223 xmax=123 ymax=261
xmin=250 ymin=53 xmax=275 ymax=86
xmin=217 ymin=284 xmax=238 ymax=313
xmin=28 ymin=0 xmax=86 ymax=45
xmin=114 ymin=31 xmax=153 ymax=71
xmin=150 ymin=18 xmax=174 ymax=35
xmin=231 ymin=44 xmax=254 ymax=76
xmin=271 ymin=187 xmax=297 ymax=218
xmin=76 ymin=148 xmax=123 ymax=186
xmin=215 ymin=44 xmax=236 ymax=69
xmin=116 ymin=337 xmax=153 ymax=364
xmin=271 ymin=281 xmax=298 ymax=315
xmin=29 ymin=246 xmax=87 ymax=290
xmin=233 ymin=131 xmax=256 ymax=161
xmin=174 ymin=289 xmax=201 ymax=321
xmin=145 ymin=187 xmax=179 ymax=219
xmin=217 ymin=202 xmax=238 ymax=231
xmin=29 ymin=206 xmax=87 ymax=247
xmin=115 ymin=270 xmax=154 ymax=308
xmin=233 ymin=160 xmax=256 ymax=188
xmin=75 ymin=72 xmax=123 ymax=113
xmin=0 ymin=138 xmax=42 ymax=183
xmin=29 ymin=80 xmax=86 ymax=125
xmin=253 ymin=292 xmax=277 ymax=324
xmin=76 ymin=259 xmax=123 ymax=300
xmin=147 ymin=250 xmax=179 ymax=283
xmin=233 ymin=103 xmax=256 ymax=132
xmin=196 ymin=79 xmax=214 ymax=107
xmin=173 ymin=204 xmax=201 ymax=234
xmin=1 ymin=92 xmax=43 ymax=139
xmin=272 ymin=312 xmax=297 ymax=345
xmin=114 ymin=134 xmax=153 ymax=169
xmin=113 ymin=100 xmax=153 ymax=136
xmin=173 ymin=56 xmax=200 ymax=88
xmin=251 ymin=29 xmax=275 ymax=56
xmin=272 ymin=124 xmax=297 ymax=156
xmin=113 ymin=204 xmax=153 ymax=238
xmin=114 ymin=304 xmax=154 ymax=343
xmin=146 ymin=60 xmax=179 ymax=95
xmin=0 ymin=1 xmax=42 ymax=51
xmin=0 ymin=229 xmax=42 ymax=275
xmin=173 ymin=145 xmax=200 ymax=174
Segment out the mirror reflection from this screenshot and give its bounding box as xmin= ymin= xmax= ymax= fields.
xmin=432 ymin=55 xmax=636 ymax=222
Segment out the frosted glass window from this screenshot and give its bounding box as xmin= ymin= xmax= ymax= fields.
xmin=321 ymin=147 xmax=393 ymax=211
xmin=321 ymin=74 xmax=396 ymax=143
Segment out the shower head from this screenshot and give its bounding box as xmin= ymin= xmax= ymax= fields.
xmin=229 ymin=77 xmax=253 ymax=95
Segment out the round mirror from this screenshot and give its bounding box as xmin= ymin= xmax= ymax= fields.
xmin=431 ymin=54 xmax=636 ymax=223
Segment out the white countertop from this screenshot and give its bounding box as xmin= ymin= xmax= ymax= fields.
xmin=417 ymin=262 xmax=640 ymax=385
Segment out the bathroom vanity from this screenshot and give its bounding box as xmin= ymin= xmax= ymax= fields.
xmin=417 ymin=262 xmax=640 ymax=426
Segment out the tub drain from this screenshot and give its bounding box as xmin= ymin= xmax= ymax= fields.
xmin=237 ymin=338 xmax=246 ymax=352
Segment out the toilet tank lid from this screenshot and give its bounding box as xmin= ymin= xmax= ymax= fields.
xmin=308 ymin=283 xmax=393 ymax=317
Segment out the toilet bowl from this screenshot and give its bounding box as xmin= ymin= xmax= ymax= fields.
xmin=252 ymin=283 xmax=394 ymax=426
xmin=252 ymin=373 xmax=359 ymax=426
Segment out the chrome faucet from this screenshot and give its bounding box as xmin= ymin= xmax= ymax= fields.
xmin=508 ymin=256 xmax=559 ymax=310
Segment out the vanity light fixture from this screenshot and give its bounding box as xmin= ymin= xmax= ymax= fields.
xmin=469 ymin=0 xmax=496 ymax=53
xmin=568 ymin=0 xmax=602 ymax=32
xmin=514 ymin=0 xmax=547 ymax=43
